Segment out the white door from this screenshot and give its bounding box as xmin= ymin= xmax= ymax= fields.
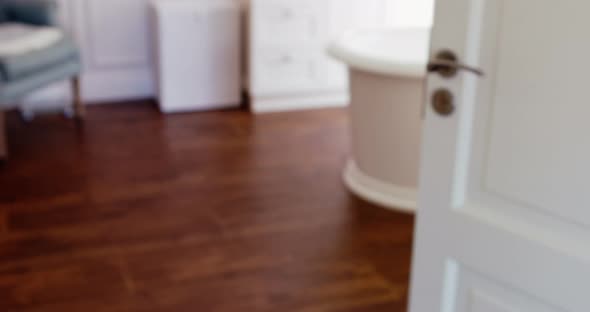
xmin=410 ymin=1 xmax=590 ymax=311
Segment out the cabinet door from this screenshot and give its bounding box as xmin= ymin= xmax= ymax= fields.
xmin=250 ymin=0 xmax=345 ymax=96
xmin=71 ymin=0 xmax=155 ymax=102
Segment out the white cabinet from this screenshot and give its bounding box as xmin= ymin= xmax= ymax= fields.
xmin=248 ymin=0 xmax=349 ymax=113
xmin=248 ymin=0 xmax=391 ymax=113
xmin=152 ymin=0 xmax=241 ymax=113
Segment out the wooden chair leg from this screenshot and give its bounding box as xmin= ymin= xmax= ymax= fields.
xmin=71 ymin=77 xmax=85 ymax=120
xmin=0 ymin=111 xmax=7 ymax=160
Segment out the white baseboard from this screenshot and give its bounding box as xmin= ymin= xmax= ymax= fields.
xmin=251 ymin=92 xmax=349 ymax=113
xmin=81 ymin=69 xmax=155 ymax=103
xmin=343 ymin=159 xmax=417 ymax=214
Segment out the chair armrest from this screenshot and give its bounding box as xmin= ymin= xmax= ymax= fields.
xmin=4 ymin=0 xmax=58 ymax=26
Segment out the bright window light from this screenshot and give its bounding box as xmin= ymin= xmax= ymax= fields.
xmin=385 ymin=0 xmax=434 ymax=28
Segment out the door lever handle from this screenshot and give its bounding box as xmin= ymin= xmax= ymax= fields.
xmin=427 ymin=50 xmax=484 ymax=78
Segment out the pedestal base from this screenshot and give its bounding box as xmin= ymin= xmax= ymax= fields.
xmin=343 ymin=160 xmax=417 ymax=214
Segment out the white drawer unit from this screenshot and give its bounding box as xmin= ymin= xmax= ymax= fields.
xmin=152 ymin=0 xmax=241 ymax=113
xmin=248 ymin=0 xmax=350 ymax=113
xmin=246 ymin=0 xmax=401 ymax=113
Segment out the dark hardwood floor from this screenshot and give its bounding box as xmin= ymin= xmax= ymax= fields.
xmin=0 ymin=101 xmax=415 ymax=312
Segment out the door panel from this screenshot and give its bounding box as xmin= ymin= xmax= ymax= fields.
xmin=453 ymin=266 xmax=563 ymax=312
xmin=465 ymin=0 xmax=590 ymax=234
xmin=482 ymin=0 xmax=590 ymax=223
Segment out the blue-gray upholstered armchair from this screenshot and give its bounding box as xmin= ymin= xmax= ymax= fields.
xmin=0 ymin=0 xmax=83 ymax=159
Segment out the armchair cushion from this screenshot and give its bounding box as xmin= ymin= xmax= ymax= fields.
xmin=0 ymin=36 xmax=77 ymax=82
xmin=1 ymin=0 xmax=57 ymax=26
xmin=0 ymin=58 xmax=79 ymax=103
xmin=0 ymin=23 xmax=63 ymax=57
